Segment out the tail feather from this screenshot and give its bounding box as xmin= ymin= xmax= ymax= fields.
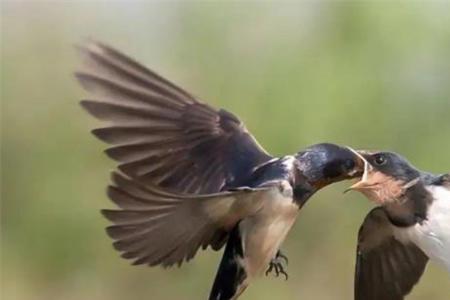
xmin=209 ymin=225 xmax=248 ymax=300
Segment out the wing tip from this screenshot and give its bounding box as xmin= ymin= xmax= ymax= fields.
xmin=101 ymin=208 xmax=120 ymax=222
xmin=91 ymin=127 xmax=115 ymax=143
xmin=75 ymin=38 xmax=108 ymax=56
xmin=79 ymin=99 xmax=101 ymax=118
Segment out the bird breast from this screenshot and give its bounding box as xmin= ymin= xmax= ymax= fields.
xmin=396 ymin=185 xmax=450 ymax=272
xmin=238 ymin=184 xmax=299 ymax=279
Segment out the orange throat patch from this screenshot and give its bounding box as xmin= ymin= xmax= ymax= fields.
xmin=350 ymin=171 xmax=408 ymax=205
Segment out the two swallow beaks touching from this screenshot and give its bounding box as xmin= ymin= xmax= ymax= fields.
xmin=77 ymin=41 xmax=449 ymax=300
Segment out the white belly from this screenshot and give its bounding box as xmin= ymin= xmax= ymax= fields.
xmin=398 ymin=186 xmax=450 ymax=272
xmin=239 ymin=184 xmax=298 ymax=278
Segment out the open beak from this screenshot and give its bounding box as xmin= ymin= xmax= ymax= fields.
xmin=344 ymin=148 xmax=375 ymax=193
xmin=342 ymin=149 xmax=421 ymax=204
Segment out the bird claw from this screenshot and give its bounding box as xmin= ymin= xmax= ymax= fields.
xmin=277 ymin=252 xmax=288 ymax=265
xmin=265 ymin=251 xmax=289 ymax=280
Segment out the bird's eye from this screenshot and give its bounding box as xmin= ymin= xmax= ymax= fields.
xmin=344 ymin=159 xmax=355 ymax=170
xmin=374 ymin=154 xmax=387 ymax=166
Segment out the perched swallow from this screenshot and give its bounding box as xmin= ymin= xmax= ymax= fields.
xmin=76 ymin=41 xmax=362 ymax=300
xmin=347 ymin=151 xmax=450 ymax=300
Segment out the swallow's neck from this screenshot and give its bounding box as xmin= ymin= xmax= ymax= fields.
xmin=289 ymin=161 xmax=319 ymax=206
xmin=384 ymin=182 xmax=433 ymax=227
xmin=292 ymin=183 xmax=317 ymax=207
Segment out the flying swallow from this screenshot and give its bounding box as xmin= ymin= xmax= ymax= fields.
xmin=76 ymin=41 xmax=362 ymax=299
xmin=347 ymin=151 xmax=450 ymax=300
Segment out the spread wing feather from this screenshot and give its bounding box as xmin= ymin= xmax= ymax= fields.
xmin=103 ymin=172 xmax=272 ymax=267
xmin=76 ymin=41 xmax=272 ymax=193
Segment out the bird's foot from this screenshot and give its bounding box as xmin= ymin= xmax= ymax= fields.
xmin=265 ymin=251 xmax=288 ymax=280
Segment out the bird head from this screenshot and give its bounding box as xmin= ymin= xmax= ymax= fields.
xmin=345 ymin=150 xmax=421 ymax=205
xmin=295 ymin=143 xmax=364 ymax=189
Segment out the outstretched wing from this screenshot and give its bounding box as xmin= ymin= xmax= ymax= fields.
xmin=103 ymin=171 xmax=277 ymax=267
xmin=76 ymin=41 xmax=272 ymax=193
xmin=354 ymin=207 xmax=428 ymax=300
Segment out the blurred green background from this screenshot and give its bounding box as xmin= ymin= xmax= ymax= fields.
xmin=2 ymin=1 xmax=450 ymax=300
